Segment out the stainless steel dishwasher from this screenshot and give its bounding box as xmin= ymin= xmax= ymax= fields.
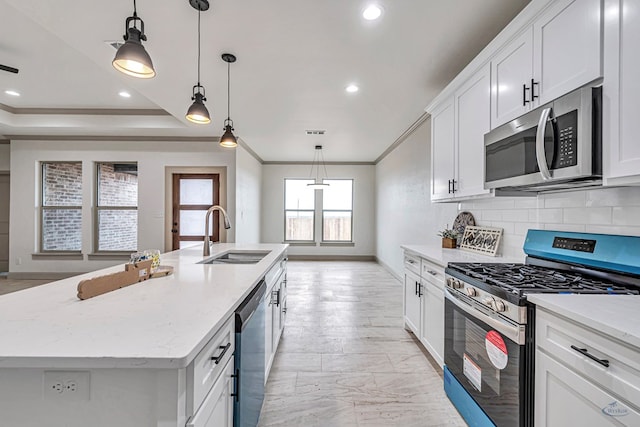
xmin=233 ymin=280 xmax=266 ymax=427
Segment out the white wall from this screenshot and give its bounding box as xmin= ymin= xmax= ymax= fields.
xmin=261 ymin=163 xmax=375 ymax=257
xmin=458 ymin=187 xmax=640 ymax=259
xmin=375 ymin=119 xmax=457 ymax=278
xmin=234 ymin=146 xmax=262 ymax=244
xmin=9 ymin=140 xmax=236 ymax=275
xmin=0 ymin=145 xmax=9 ymax=171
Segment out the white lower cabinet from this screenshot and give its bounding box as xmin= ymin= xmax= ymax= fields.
xmin=402 ymin=251 xmax=445 ymax=367
xmin=535 ymin=308 xmax=640 ymax=426
xmin=265 ymin=256 xmax=287 ymax=380
xmin=187 ymin=357 xmax=235 ymax=427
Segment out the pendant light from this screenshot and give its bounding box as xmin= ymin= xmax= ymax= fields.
xmin=185 ymin=0 xmax=211 ymax=124
xmin=112 ymin=0 xmax=156 ymax=79
xmin=219 ymin=53 xmax=238 ymax=148
xmin=307 ymin=145 xmax=330 ymax=190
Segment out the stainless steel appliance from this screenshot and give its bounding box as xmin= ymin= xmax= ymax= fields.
xmin=234 ymin=280 xmax=267 ymax=427
xmin=443 ymin=230 xmax=640 ymax=427
xmin=484 ymin=85 xmax=602 ymax=193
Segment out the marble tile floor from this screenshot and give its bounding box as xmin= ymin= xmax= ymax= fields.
xmin=259 ymin=261 xmax=466 ymax=427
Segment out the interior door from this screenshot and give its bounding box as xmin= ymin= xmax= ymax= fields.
xmin=172 ymin=174 xmax=220 ymax=251
xmin=0 ymin=174 xmax=9 ymax=272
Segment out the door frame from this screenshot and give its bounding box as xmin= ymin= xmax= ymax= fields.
xmin=164 ymin=167 xmax=228 ymax=252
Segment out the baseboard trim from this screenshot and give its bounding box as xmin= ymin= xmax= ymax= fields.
xmin=375 ymin=257 xmax=402 ymax=283
xmin=7 ymin=272 xmax=79 ymax=280
xmin=287 ymin=255 xmax=375 ymax=262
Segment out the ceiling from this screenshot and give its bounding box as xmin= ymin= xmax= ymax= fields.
xmin=0 ymin=0 xmax=530 ymax=161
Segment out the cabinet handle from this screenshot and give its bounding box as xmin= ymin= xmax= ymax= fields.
xmin=448 ymin=179 xmax=452 ymax=194
xmin=451 ymin=179 xmax=457 ymax=193
xmin=231 ymin=369 xmax=239 ymax=402
xmin=271 ymin=289 xmax=280 ymax=306
xmin=415 ymin=281 xmax=419 ymax=295
xmin=531 ymin=79 xmax=539 ymax=101
xmin=211 ymin=343 xmax=231 ymax=364
xmin=570 ymin=345 xmax=610 ymax=368
xmin=418 ymin=283 xmax=423 ymax=298
xmin=523 ymin=83 xmax=530 ymax=106
xmin=427 ymin=270 xmax=438 ymax=276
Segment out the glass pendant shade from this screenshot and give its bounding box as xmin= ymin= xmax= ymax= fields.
xmin=219 ymin=123 xmax=238 ymax=148
xmin=186 ymin=92 xmax=211 ymax=124
xmin=307 ymin=145 xmax=330 ymax=190
xmin=112 ymin=19 xmax=155 ymax=79
xmin=307 ymin=181 xmax=330 ymax=190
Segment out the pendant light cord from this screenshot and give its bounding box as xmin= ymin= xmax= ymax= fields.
xmin=197 ymin=7 xmax=201 ymax=86
xmin=227 ymin=61 xmax=231 ymax=120
xmin=132 ymin=0 xmax=138 ymax=27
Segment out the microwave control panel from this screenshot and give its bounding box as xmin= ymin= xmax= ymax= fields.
xmin=556 ymin=110 xmax=578 ymax=168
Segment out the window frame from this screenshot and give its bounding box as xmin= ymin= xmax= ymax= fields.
xmin=94 ymin=162 xmax=139 ymax=254
xmin=321 ymin=179 xmax=354 ymax=243
xmin=283 ymin=178 xmax=316 ymax=243
xmin=39 ymin=161 xmax=83 ymax=254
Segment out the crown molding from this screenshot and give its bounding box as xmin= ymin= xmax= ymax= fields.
xmin=374 ymin=112 xmax=429 ymax=164
xmin=0 ymin=103 xmax=169 ymax=116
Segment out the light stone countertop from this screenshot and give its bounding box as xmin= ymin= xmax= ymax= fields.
xmin=401 ymin=243 xmax=524 ymax=268
xmin=0 ymin=243 xmax=287 ymax=369
xmin=527 ymin=294 xmax=640 ymax=350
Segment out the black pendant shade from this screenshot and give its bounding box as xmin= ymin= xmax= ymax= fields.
xmin=220 ymin=53 xmax=238 ymax=148
xmin=185 ymin=1 xmax=211 ymax=124
xmin=112 ymin=1 xmax=156 ymax=79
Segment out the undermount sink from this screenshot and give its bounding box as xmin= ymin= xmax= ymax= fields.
xmin=199 ymin=251 xmax=270 ymax=265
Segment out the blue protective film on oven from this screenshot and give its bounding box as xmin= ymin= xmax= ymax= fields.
xmin=444 ymin=366 xmax=497 ymax=427
xmin=524 ymin=229 xmax=640 ymax=275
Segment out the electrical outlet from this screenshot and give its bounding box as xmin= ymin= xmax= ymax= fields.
xmin=43 ymin=371 xmax=90 ymax=401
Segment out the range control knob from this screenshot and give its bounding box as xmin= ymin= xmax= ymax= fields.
xmin=493 ymin=299 xmax=506 ymax=313
xmin=466 ymin=287 xmax=478 ymax=297
xmin=483 ymin=298 xmax=494 ymax=307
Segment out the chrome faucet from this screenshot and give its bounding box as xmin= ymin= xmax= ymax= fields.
xmin=203 ymin=205 xmax=232 ymax=257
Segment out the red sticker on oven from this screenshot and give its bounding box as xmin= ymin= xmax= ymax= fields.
xmin=485 ymin=330 xmax=508 ymax=370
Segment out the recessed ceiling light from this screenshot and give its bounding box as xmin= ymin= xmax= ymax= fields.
xmin=346 ymin=84 xmax=359 ymax=93
xmin=119 ymin=91 xmax=131 ymax=98
xmin=363 ymin=4 xmax=383 ymax=20
xmin=4 ymin=90 xmax=20 ymax=97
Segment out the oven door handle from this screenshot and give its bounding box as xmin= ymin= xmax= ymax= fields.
xmin=445 ymin=288 xmax=526 ymax=345
xmin=535 ymin=107 xmax=555 ymax=181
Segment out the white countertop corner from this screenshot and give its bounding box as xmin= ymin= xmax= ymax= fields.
xmin=401 ymin=243 xmax=524 ymax=267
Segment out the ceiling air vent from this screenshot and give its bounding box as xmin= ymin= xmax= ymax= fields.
xmin=305 ymin=130 xmax=326 ymax=135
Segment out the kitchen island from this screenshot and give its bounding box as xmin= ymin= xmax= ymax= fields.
xmin=0 ymin=243 xmax=288 ymax=427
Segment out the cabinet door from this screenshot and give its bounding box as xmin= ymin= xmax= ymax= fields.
xmin=535 ymin=351 xmax=640 ymax=427
xmin=420 ymin=281 xmax=444 ymax=367
xmin=533 ymin=0 xmax=603 ymax=105
xmin=491 ymin=28 xmax=533 ymax=127
xmin=454 ymin=64 xmax=492 ymax=199
xmin=604 ymin=0 xmax=640 ymax=183
xmin=403 ymin=270 xmax=421 ymax=335
xmin=187 ymin=358 xmax=235 ymax=427
xmin=430 ymin=98 xmax=455 ymax=201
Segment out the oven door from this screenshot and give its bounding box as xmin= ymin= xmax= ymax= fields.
xmin=444 ymin=288 xmax=531 ymax=427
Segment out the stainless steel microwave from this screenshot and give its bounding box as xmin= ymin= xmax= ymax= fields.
xmin=484 ymin=86 xmax=602 ymax=192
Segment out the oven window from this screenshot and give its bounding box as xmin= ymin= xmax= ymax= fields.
xmin=445 ymin=296 xmax=526 ymax=427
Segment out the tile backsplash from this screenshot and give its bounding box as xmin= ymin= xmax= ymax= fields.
xmin=458 ymin=186 xmax=640 ymax=258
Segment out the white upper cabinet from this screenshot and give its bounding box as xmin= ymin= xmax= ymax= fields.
xmin=533 ymin=0 xmax=603 ymax=104
xmin=455 ymin=64 xmax=492 ymax=199
xmin=490 ymin=0 xmax=603 ymax=130
xmin=604 ymin=0 xmax=640 ymax=184
xmin=430 ymin=98 xmax=455 ymax=201
xmin=491 ymin=28 xmax=534 ymax=126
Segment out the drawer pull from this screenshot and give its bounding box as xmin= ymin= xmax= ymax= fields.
xmin=427 ymin=270 xmax=438 ymax=276
xmin=211 ymin=343 xmax=231 ymax=364
xmin=407 ymin=259 xmax=416 ymax=264
xmin=570 ymin=345 xmax=610 ymax=368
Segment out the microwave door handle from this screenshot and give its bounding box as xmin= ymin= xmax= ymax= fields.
xmin=536 ymin=107 xmax=554 ymax=180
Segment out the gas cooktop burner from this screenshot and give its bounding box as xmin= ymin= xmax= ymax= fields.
xmin=447 ymin=262 xmax=640 ymax=296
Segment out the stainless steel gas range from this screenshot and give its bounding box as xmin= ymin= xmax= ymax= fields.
xmin=442 ymin=229 xmax=640 ymax=427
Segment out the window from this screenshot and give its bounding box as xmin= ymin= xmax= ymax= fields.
xmin=41 ymin=162 xmax=83 ymax=252
xmin=322 ymin=179 xmax=353 ymax=242
xmin=284 ymin=179 xmax=315 ymax=241
xmin=96 ymin=163 xmax=138 ymax=252
xmin=284 ymin=178 xmax=354 ymax=244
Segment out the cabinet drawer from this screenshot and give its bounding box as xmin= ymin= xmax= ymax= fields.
xmin=404 ymin=253 xmax=420 ymax=275
xmin=536 ymin=309 xmax=640 ymax=409
xmin=187 ymin=356 xmax=234 ymax=427
xmin=187 ymin=316 xmax=235 ymax=416
xmin=420 ymin=259 xmax=445 ymax=290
